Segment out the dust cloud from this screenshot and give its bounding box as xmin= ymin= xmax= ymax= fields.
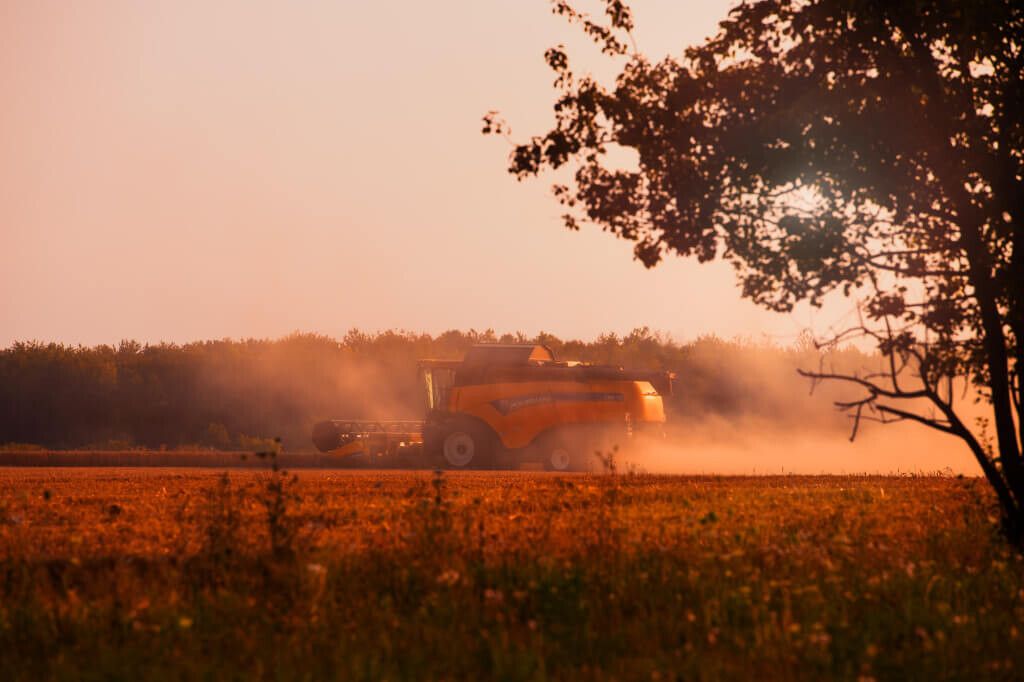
xmin=192 ymin=338 xmax=425 ymax=448
xmin=15 ymin=331 xmax=984 ymax=472
xmin=605 ymin=336 xmax=991 ymax=476
xmin=203 ymin=336 xmax=990 ymax=474
xmin=623 ymin=419 xmax=980 ymax=476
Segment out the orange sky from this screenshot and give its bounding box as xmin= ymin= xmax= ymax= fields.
xmin=1 ymin=0 xmax=852 ymax=347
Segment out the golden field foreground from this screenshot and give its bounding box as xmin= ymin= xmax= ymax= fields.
xmin=1 ymin=466 xmax=1022 ymax=681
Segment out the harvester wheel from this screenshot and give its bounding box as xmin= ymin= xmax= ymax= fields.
xmin=441 ymin=422 xmax=494 ymax=469
xmin=539 ymin=430 xmax=600 ymax=472
xmin=545 ymin=446 xmax=572 ymax=472
xmin=311 ymin=421 xmax=341 ymax=453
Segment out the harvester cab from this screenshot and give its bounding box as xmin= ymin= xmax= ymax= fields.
xmin=418 ymin=359 xmax=458 ymax=413
xmin=312 ymin=344 xmax=673 ymax=471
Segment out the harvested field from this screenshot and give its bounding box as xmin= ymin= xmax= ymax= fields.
xmin=1 ymin=467 xmax=1021 ymax=680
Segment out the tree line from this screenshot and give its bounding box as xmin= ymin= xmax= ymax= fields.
xmin=0 ymin=328 xmax=871 ymax=451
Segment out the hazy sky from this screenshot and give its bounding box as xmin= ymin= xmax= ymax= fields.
xmin=1 ymin=0 xmax=853 ymax=347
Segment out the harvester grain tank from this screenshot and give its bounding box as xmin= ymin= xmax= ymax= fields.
xmin=312 ymin=344 xmax=672 ymax=471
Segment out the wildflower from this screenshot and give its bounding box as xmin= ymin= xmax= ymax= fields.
xmin=436 ymin=569 xmax=460 ymax=586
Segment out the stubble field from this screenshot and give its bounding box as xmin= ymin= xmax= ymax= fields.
xmin=1 ymin=465 xmax=1022 ymax=680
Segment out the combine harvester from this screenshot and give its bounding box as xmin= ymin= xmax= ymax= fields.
xmin=311 ymin=344 xmax=673 ymax=471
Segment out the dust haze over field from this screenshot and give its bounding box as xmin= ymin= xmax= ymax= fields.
xmin=619 ymin=338 xmax=984 ymax=476
xmin=289 ymin=334 xmax=983 ymax=476
xmin=628 ymin=420 xmax=977 ymax=476
xmin=0 ymin=330 xmax=986 ymax=475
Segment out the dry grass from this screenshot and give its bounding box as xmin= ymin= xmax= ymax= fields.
xmin=0 ymin=466 xmax=1021 ymax=680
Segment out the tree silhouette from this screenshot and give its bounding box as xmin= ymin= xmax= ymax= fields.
xmin=487 ymin=1 xmax=1023 ymax=532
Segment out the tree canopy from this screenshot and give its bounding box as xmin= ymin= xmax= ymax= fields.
xmin=488 ymin=1 xmax=1023 ymax=530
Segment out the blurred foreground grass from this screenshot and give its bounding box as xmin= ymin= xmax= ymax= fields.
xmin=0 ymin=467 xmax=1021 ymax=680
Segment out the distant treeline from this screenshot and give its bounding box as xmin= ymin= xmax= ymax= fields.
xmin=0 ymin=329 xmax=875 ymax=451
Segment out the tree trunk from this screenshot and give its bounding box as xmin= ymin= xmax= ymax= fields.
xmin=961 ymin=218 xmax=1024 ymax=528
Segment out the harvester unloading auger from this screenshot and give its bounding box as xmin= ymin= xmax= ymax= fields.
xmin=312 ymin=344 xmax=673 ymax=471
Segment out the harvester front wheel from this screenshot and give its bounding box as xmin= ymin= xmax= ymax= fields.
xmin=441 ymin=422 xmax=494 ymax=469
xmin=311 ymin=421 xmax=341 ymax=453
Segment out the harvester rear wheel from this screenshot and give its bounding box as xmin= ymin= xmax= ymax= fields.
xmin=441 ymin=421 xmax=495 ymax=469
xmin=538 ymin=431 xmax=598 ymax=472
xmin=545 ymin=446 xmax=572 ymax=472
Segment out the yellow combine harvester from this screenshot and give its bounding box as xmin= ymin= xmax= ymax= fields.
xmin=311 ymin=344 xmax=673 ymax=471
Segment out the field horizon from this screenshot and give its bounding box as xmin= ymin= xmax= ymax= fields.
xmin=0 ymin=443 xmax=978 ymax=477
